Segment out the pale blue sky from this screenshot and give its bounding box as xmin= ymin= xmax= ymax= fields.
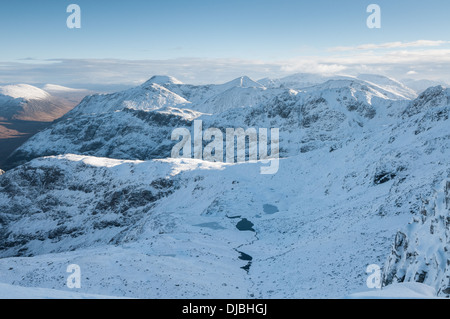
xmin=1 ymin=0 xmax=450 ymax=85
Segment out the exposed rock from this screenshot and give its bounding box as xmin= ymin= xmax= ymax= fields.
xmin=403 ymin=86 xmax=450 ymax=117
xmin=0 ymin=156 xmax=178 ymax=258
xmin=383 ymin=179 xmax=450 ymax=298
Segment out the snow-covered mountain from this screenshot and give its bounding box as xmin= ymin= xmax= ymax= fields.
xmin=4 ymin=75 xmax=413 ymax=169
xmin=68 ymin=81 xmax=190 ymax=116
xmin=4 ymin=107 xmax=197 ymax=169
xmin=0 ymin=84 xmax=75 ymax=122
xmin=0 ymin=84 xmax=92 ymax=170
xmin=0 ymin=84 xmax=51 ymax=101
xmin=141 ymin=75 xmax=275 ymax=114
xmin=0 ymin=283 xmax=124 ymax=299
xmin=348 ymin=282 xmax=441 ymax=299
xmin=403 ymin=85 xmax=450 ymax=117
xmin=0 ymin=74 xmax=448 ymax=298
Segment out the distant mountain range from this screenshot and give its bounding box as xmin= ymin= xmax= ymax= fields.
xmin=2 ymin=73 xmax=422 ymax=169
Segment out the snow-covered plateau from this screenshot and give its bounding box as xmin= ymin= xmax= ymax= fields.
xmin=0 ymin=73 xmax=448 ymax=299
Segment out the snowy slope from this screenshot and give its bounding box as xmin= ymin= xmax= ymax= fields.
xmin=4 ymin=107 xmax=197 ymax=169
xmin=143 ymin=75 xmax=273 ymax=114
xmin=356 ymin=74 xmax=417 ymax=100
xmin=0 ymin=89 xmax=448 ymax=298
xmin=348 ymin=283 xmax=439 ymax=299
xmin=0 ymin=283 xmax=124 ymax=299
xmin=192 ymin=86 xmax=277 ymax=114
xmin=0 ymin=84 xmax=50 ymax=100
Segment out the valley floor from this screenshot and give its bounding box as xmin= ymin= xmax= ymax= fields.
xmin=0 ymin=120 xmax=51 ymax=168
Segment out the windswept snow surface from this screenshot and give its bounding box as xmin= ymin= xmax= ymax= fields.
xmin=0 ymin=283 xmax=124 ymax=299
xmin=348 ymin=283 xmax=439 ymax=299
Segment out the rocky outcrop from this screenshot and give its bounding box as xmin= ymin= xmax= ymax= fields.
xmin=3 ymin=108 xmax=194 ymax=170
xmin=383 ymin=179 xmax=450 ymax=297
xmin=0 ymin=155 xmax=179 ymax=258
xmin=403 ymin=86 xmax=450 ymax=117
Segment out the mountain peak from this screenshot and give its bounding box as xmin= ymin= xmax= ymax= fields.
xmin=415 ymin=85 xmax=449 ymax=101
xmin=222 ymin=76 xmax=264 ymax=89
xmin=421 ymin=84 xmax=447 ymax=94
xmin=144 ymin=75 xmax=183 ymax=86
xmin=404 ymin=85 xmax=450 ymax=117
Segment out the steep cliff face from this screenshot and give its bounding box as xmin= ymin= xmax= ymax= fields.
xmin=383 ymin=179 xmax=450 ymax=297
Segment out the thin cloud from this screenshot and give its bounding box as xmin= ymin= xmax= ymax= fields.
xmin=2 ymin=48 xmax=450 ymax=88
xmin=330 ymin=40 xmax=449 ymax=52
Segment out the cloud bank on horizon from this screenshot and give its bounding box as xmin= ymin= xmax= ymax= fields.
xmin=2 ymin=40 xmax=450 ymax=87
